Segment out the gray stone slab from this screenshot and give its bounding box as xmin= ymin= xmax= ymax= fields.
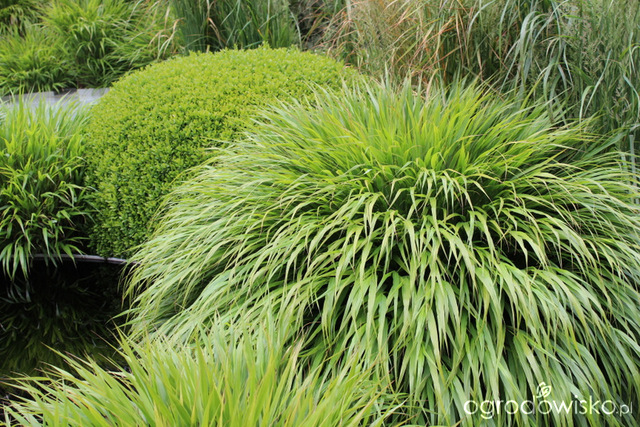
xmin=0 ymin=88 xmax=109 ymax=108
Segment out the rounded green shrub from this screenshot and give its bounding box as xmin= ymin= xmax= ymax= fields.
xmin=127 ymin=83 xmax=640 ymax=425
xmin=84 ymin=47 xmax=356 ymax=257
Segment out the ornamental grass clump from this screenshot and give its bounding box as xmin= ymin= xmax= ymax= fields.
xmin=41 ymin=0 xmax=175 ymax=88
xmin=0 ymin=0 xmax=40 ymax=35
xmin=4 ymin=323 xmax=404 ymax=426
xmin=0 ymin=26 xmax=72 ymax=95
xmin=0 ymin=100 xmax=91 ymax=279
xmin=127 ymin=83 xmax=640 ymax=425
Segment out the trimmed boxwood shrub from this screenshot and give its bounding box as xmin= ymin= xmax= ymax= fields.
xmin=84 ymin=47 xmax=356 ymax=257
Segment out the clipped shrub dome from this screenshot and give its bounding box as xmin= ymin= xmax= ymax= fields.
xmin=127 ymin=83 xmax=640 ymax=425
xmin=84 ymin=47 xmax=356 ymax=257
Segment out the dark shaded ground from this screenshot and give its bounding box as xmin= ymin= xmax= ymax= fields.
xmin=0 ymin=259 xmax=127 ymax=418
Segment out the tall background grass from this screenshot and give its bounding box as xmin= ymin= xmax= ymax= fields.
xmin=2 ymin=0 xmax=636 ymax=154
xmin=321 ymin=0 xmax=639 ymax=156
xmin=0 ymin=0 xmax=40 ymax=35
xmin=162 ymin=0 xmax=638 ymax=160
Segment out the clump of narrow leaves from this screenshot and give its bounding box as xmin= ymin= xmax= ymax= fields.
xmin=127 ymin=83 xmax=640 ymax=425
xmin=4 ymin=322 xmax=404 ymax=426
xmin=0 ymin=0 xmax=40 ymax=35
xmin=0 ymin=100 xmax=91 ymax=279
xmin=41 ymin=0 xmax=175 ymax=88
xmin=0 ymin=26 xmax=73 ymax=95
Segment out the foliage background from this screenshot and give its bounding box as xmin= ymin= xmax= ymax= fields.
xmin=2 ymin=1 xmax=640 ymax=425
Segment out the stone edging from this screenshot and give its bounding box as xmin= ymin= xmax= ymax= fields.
xmin=1 ymin=88 xmax=109 ymax=108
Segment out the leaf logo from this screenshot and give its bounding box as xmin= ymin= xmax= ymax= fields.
xmin=536 ymin=382 xmax=552 ymax=399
